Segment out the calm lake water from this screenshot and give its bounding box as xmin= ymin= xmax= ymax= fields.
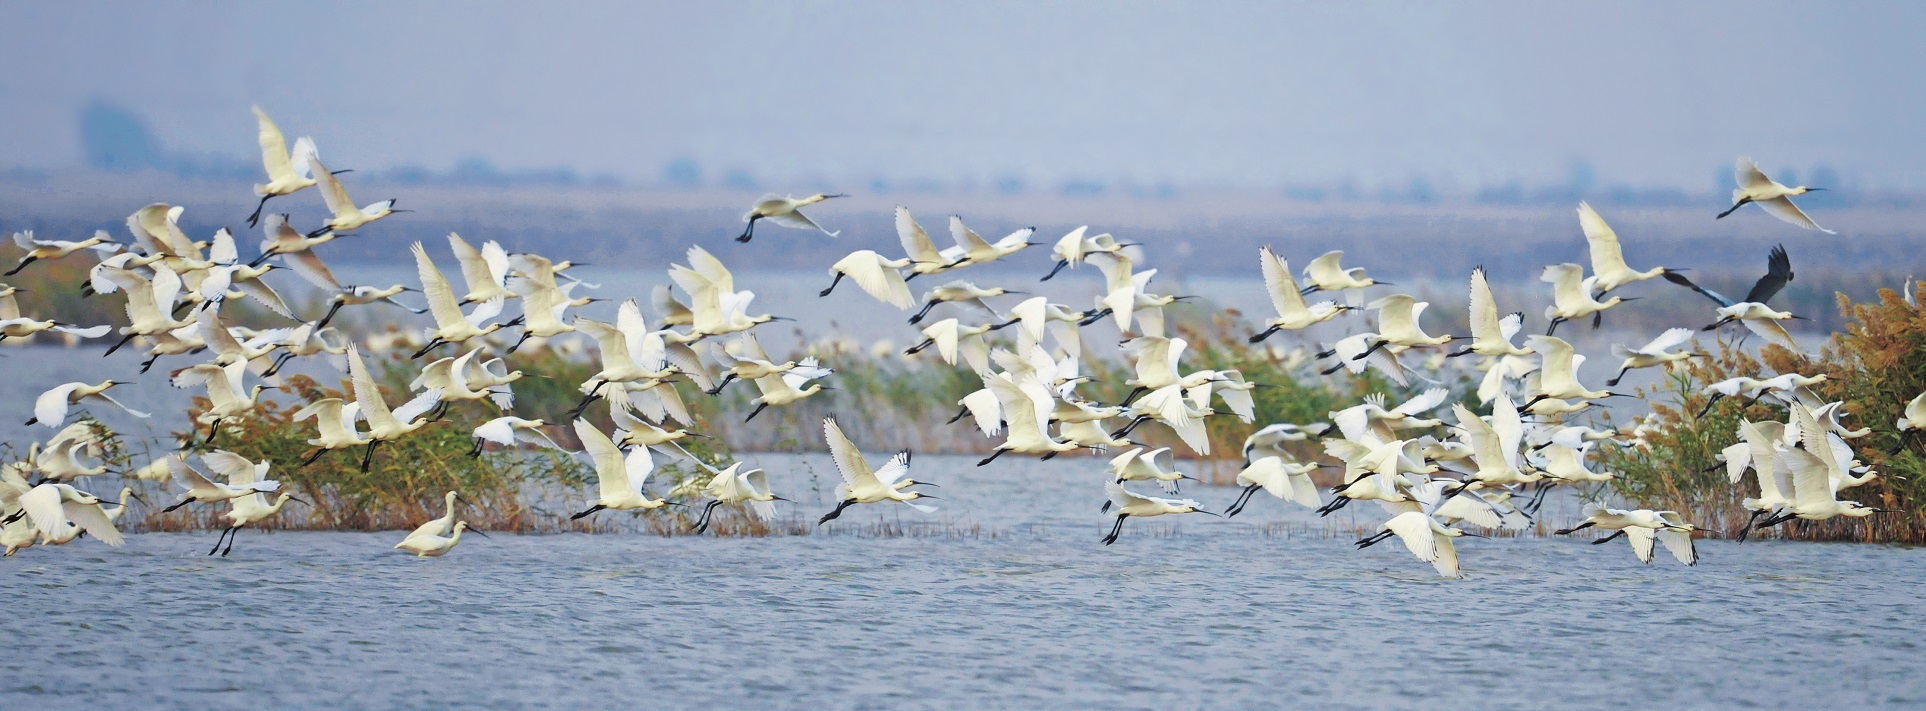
xmin=5 ymin=454 xmax=1925 ymax=709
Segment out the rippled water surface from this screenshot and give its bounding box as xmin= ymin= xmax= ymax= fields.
xmin=5 ymin=453 xmax=1926 ymax=709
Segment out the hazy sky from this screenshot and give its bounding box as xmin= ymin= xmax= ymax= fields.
xmin=2 ymin=1 xmax=1921 ymax=190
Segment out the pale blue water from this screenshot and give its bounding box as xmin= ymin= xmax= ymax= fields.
xmin=4 ymin=454 xmax=1925 ymax=709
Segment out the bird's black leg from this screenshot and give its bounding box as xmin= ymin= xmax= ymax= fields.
xmin=1041 ymin=259 xmax=1070 ymax=281
xmin=1351 ymin=339 xmax=1390 ymax=360
xmin=1226 ymin=483 xmax=1263 ymax=517
xmin=1694 ymin=393 xmax=1724 ymax=420
xmin=1606 ymin=367 xmax=1631 ymax=387
xmin=1247 ymin=325 xmax=1281 ymax=344
xmin=245 ymin=195 xmax=274 ymax=227
xmin=908 ymin=300 xmax=939 ymax=324
xmin=208 ymin=526 xmax=233 ymax=556
xmin=817 ymin=498 xmax=855 ymax=525
xmin=1116 ymin=386 xmax=1148 ymax=408
xmin=410 ymin=339 xmax=445 ymax=359
xmin=1715 ymin=197 xmax=1752 ymax=220
xmin=736 ymin=216 xmax=759 ymax=243
xmin=1552 ymin=521 xmax=1594 ymax=535
xmin=314 ymin=300 xmax=346 ymax=331
xmin=743 ymin=403 xmax=770 ymax=422
xmin=564 ymin=380 xmax=608 ymax=418
xmin=1735 ymin=509 xmax=1767 ymax=542
xmin=570 ymin=504 xmax=607 ymax=521
xmin=818 ymin=272 xmax=846 ymax=297
xmin=505 ymin=331 xmax=534 ymax=354
xmin=1101 ymin=514 xmax=1128 ymax=545
xmin=103 ymin=331 xmax=137 ymax=358
xmin=4 ymin=256 xmax=37 ymax=276
xmin=223 ymin=527 xmax=239 ymax=556
xmin=1590 ymin=530 xmax=1627 ymax=545
xmin=360 ymin=440 xmax=381 ymax=472
xmin=693 ymin=500 xmax=723 ymax=533
xmin=299 ymin=448 xmax=327 ymax=467
xmin=946 ymin=405 xmax=971 ymax=425
xmin=162 ymin=499 xmax=191 ymax=513
xmin=1545 ymin=318 xmax=1565 ymax=336
xmin=1109 ymin=416 xmax=1148 ymax=439
xmin=1354 ymin=529 xmax=1396 ymax=549
xmin=976 ymin=448 xmax=1008 ymax=467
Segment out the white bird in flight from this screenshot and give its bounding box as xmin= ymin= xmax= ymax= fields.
xmin=1100 ymin=478 xmax=1214 ymax=546
xmin=245 ymin=106 xmax=320 ymax=227
xmin=737 ymin=193 xmax=845 ymax=242
xmin=817 ymin=417 xmax=937 ymax=524
xmin=1717 ymin=157 xmax=1833 ymax=233
xmin=308 ymin=156 xmax=402 ymax=237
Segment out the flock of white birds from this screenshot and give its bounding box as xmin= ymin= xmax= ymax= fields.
xmin=0 ymin=107 xmax=1918 ymax=578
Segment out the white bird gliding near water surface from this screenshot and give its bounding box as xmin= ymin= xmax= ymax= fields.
xmin=817 ymin=417 xmax=937 ymax=524
xmin=1100 ymin=478 xmax=1214 ymax=546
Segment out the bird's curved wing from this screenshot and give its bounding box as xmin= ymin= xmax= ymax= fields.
xmin=66 ymin=500 xmax=125 ymax=546
xmin=201 ymin=450 xmax=260 ymax=485
xmin=949 ymin=216 xmax=992 ymax=252
xmin=1576 ymin=202 xmax=1630 ymax=278
xmin=310 ymin=157 xmax=353 ymax=218
xmin=1641 ymin=328 xmax=1695 ymax=355
xmin=766 ymin=209 xmax=837 ymax=237
xmin=412 ymin=242 xmax=466 ymax=328
xmin=574 ymin=419 xmax=631 ymax=500
xmin=822 ymin=417 xmax=876 ymax=491
xmin=254 ymin=107 xmax=292 ymax=181
xmin=896 ymin=206 xmax=943 ymax=263
xmin=834 ymin=251 xmax=913 ymax=309
xmin=1260 ymin=247 xmax=1309 ymax=317
xmin=1384 ymin=511 xmax=1439 ymax=562
xmin=623 ymin=446 xmax=656 ymax=496
xmin=1758 ymin=197 xmax=1832 ymax=234
xmin=1468 ymin=267 xmax=1503 ymax=343
xmin=1657 ymin=528 xmax=1697 ymax=566
xmin=960 ymin=387 xmax=1004 ymax=437
xmin=1739 ymin=318 xmax=1802 ymax=354
xmin=20 ymin=485 xmax=69 ymax=539
xmin=32 ymin=384 xmax=81 ymax=428
xmin=389 ymin=388 xmax=443 ymax=426
xmin=873 ymin=449 xmax=912 ymax=487
xmin=1624 ymin=526 xmax=1656 ymax=564
xmin=1104 ymin=478 xmax=1148 ymax=510
xmin=1742 ymin=245 xmax=1794 ymax=304
xmin=1304 ymin=251 xmax=1346 ymax=285
xmin=1782 ymin=448 xmax=1835 ymax=509
xmin=1735 ymin=157 xmax=1772 ymax=190
xmin=1393 ymin=387 xmax=1450 ymax=417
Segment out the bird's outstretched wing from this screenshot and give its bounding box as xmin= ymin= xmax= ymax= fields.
xmin=1742 ymin=244 xmax=1794 ymax=305
xmin=1660 ymin=272 xmax=1733 ymax=308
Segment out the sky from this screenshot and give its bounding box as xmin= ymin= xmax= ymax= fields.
xmin=1 ymin=1 xmax=1921 ymax=192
